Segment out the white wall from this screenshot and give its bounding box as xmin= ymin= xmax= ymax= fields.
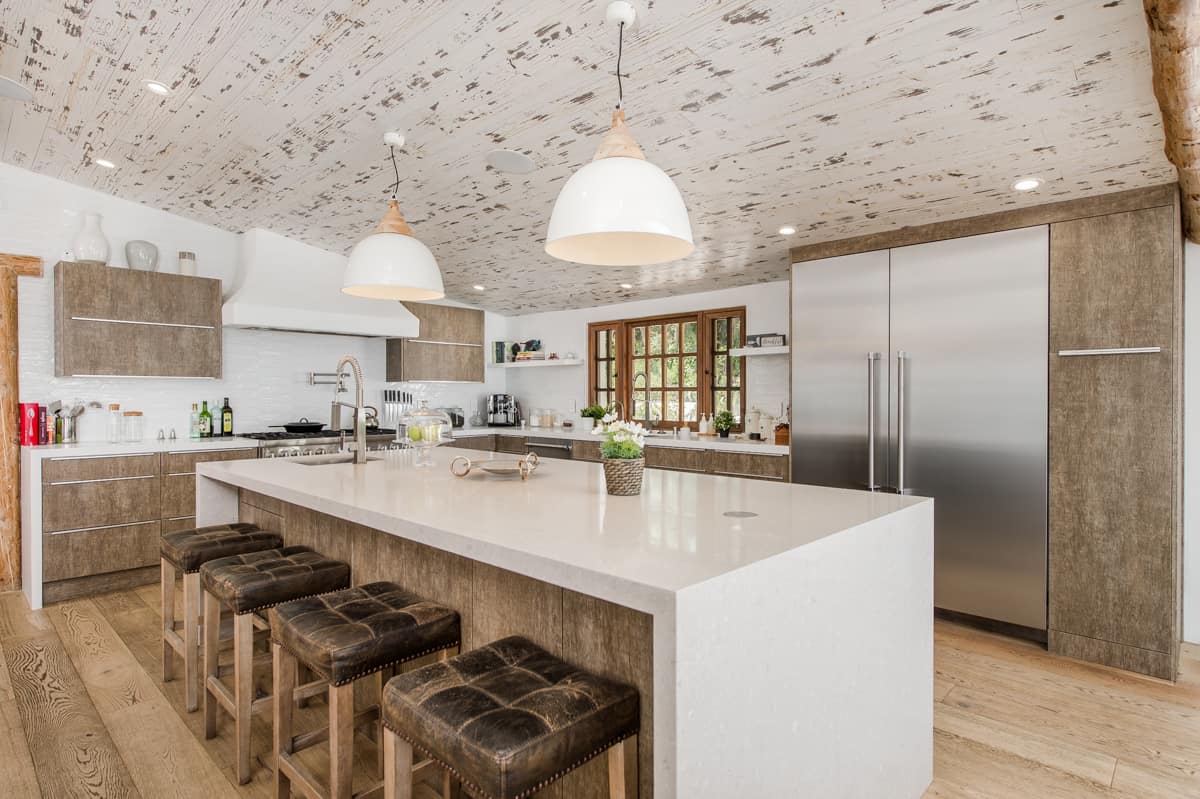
xmin=504 ymin=281 xmax=790 ymax=422
xmin=1 ymin=162 xmax=505 ymax=439
xmin=1185 ymin=242 xmax=1198 ymax=643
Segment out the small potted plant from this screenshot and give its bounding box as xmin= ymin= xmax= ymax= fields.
xmin=592 ymin=411 xmax=648 ymax=496
xmin=581 ymin=404 xmax=607 ymax=431
xmin=713 ymin=410 xmax=736 ymax=439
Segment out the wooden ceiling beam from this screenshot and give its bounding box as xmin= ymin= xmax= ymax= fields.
xmin=1144 ymin=0 xmax=1200 ymax=243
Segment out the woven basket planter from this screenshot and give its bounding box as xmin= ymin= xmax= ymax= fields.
xmin=602 ymin=457 xmax=644 ymax=496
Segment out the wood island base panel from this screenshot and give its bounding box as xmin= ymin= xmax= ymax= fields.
xmin=198 ymin=446 xmax=935 ymax=797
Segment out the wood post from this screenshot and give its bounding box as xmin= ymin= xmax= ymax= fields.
xmin=0 ymin=253 xmax=43 ymax=592
xmin=1144 ymin=1 xmax=1200 ymax=242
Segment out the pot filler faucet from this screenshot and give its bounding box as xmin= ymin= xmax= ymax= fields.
xmin=329 ymin=355 xmax=368 ymax=464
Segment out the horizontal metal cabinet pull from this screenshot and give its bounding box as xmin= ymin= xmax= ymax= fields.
xmin=71 ymin=316 xmax=216 ymax=330
xmin=48 ymin=474 xmax=157 ymax=486
xmin=1056 ymin=347 xmax=1162 ymax=357
xmin=48 ymin=453 xmax=156 ymax=461
xmin=49 ymin=520 xmax=157 ymax=535
xmin=410 ymin=339 xmax=483 ymax=347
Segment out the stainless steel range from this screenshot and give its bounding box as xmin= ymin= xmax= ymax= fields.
xmin=241 ymin=430 xmax=406 ymax=459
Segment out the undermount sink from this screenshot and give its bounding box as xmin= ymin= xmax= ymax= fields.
xmin=290 ymin=453 xmax=382 ymax=466
xmin=644 ymin=430 xmax=672 ymax=437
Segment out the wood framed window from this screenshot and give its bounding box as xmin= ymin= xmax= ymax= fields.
xmin=587 ymin=306 xmax=746 ymax=431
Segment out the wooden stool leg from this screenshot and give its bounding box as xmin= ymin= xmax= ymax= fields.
xmin=234 ymin=612 xmax=254 ymax=785
xmin=329 ymin=682 xmax=355 ymax=799
xmin=273 ymin=642 xmax=296 ymax=799
xmin=375 ymin=671 xmax=386 ymax=779
xmin=183 ymin=571 xmax=201 ymax=712
xmin=384 ymin=729 xmax=414 ymax=799
xmin=607 ymin=735 xmax=638 ymax=799
xmin=161 ymin=559 xmax=176 ymax=682
xmin=202 ymin=590 xmax=221 ymax=739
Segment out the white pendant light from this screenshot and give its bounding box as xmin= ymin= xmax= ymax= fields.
xmin=343 ymin=131 xmax=445 ymax=301
xmin=545 ymin=2 xmax=694 ymax=267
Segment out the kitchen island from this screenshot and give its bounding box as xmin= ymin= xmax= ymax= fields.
xmin=198 ymin=446 xmax=933 ymax=798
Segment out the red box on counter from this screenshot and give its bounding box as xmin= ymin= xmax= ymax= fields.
xmin=19 ymin=403 xmax=38 ymax=445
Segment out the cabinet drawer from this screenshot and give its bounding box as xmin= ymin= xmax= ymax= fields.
xmin=448 ymin=436 xmax=496 ymax=451
xmin=387 ymin=340 xmax=484 ymax=382
xmin=43 ymin=476 xmax=160 ymax=533
xmin=43 ymin=521 xmax=161 ymax=581
xmin=645 ymin=446 xmax=709 ymax=473
xmin=709 ymin=451 xmax=790 ymax=481
xmin=164 ymin=447 xmax=258 ymax=474
xmin=495 ymin=436 xmax=528 ymax=455
xmin=572 ymin=440 xmax=602 ymax=462
xmin=43 ymin=453 xmax=159 ymax=484
xmin=161 ymin=473 xmax=196 ymax=518
xmin=162 ymin=516 xmax=198 ymax=534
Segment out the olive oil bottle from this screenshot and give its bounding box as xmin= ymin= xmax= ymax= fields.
xmin=221 ymin=397 xmax=234 ymax=437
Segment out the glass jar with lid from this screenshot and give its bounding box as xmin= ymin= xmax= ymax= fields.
xmin=122 ymin=411 xmax=144 ymax=442
xmin=399 ymin=401 xmax=452 ymax=467
xmin=106 ymin=403 xmax=122 ymax=443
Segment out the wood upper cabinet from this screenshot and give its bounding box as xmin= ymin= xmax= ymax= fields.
xmin=54 ymin=261 xmax=223 ymax=377
xmin=1048 ymin=203 xmax=1182 ymax=680
xmin=386 ymin=302 xmax=485 ymax=382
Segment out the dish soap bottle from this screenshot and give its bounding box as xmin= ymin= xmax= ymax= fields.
xmin=189 ymin=403 xmax=201 ymax=439
xmin=199 ymin=401 xmax=213 ymax=438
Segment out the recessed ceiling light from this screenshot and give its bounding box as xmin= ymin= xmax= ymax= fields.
xmin=485 ymin=149 xmax=536 ymax=175
xmin=142 ymin=79 xmax=171 ymax=96
xmin=473 ymin=285 xmax=485 ymax=291
xmin=1011 ymin=177 xmax=1041 ymax=192
xmin=619 ymin=282 xmax=633 ymax=290
xmin=94 ymin=158 xmax=116 ymax=169
xmin=778 ymin=226 xmax=797 ymax=235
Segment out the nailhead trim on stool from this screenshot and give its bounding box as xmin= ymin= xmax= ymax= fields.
xmin=381 ymin=636 xmax=640 ymax=799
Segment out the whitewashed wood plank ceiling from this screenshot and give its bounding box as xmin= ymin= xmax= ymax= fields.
xmin=0 ymin=0 xmax=1175 ymax=313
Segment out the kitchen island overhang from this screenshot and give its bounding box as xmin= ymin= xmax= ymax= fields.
xmin=198 ymin=448 xmax=933 ymax=798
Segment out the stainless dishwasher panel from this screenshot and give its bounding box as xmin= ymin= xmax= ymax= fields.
xmin=889 ymin=226 xmax=1049 ymax=630
xmin=526 ymin=438 xmax=573 ymax=460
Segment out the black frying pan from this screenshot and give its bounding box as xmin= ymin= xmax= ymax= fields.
xmin=269 ymin=418 xmax=326 ymax=433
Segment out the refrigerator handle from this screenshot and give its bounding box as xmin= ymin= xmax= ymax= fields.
xmin=896 ymin=350 xmax=910 ymax=495
xmin=867 ymin=352 xmax=881 ymax=490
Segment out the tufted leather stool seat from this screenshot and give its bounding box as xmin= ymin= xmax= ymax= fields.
xmin=382 ymin=636 xmax=640 ymax=799
xmin=270 ymin=582 xmax=461 ymax=687
xmin=200 ymin=546 xmax=351 ymax=784
xmin=158 ymin=522 xmax=281 ymax=713
xmin=270 ymin=582 xmax=462 ymax=799
xmin=160 ymin=523 xmax=281 ymax=573
xmin=201 ymin=546 xmax=352 ymax=615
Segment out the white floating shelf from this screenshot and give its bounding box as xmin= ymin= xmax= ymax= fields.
xmin=730 ymin=346 xmax=790 ymax=357
xmin=494 ymin=359 xmax=585 ymax=368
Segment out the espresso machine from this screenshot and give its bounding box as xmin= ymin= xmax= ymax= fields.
xmin=487 ymin=394 xmax=518 ymax=427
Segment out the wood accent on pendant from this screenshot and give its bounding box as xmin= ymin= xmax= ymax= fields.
xmin=593 ymin=109 xmax=646 ymax=161
xmin=374 ymin=199 xmax=415 ymax=236
xmin=1143 ymin=1 xmax=1200 ymax=242
xmin=0 ymin=253 xmax=43 ymax=592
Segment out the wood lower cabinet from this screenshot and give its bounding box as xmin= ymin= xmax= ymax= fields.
xmin=42 ymin=475 xmax=161 ymax=533
xmin=495 ymin=436 xmax=528 ymax=455
xmin=386 ymin=302 xmax=486 ymax=382
xmin=160 ymin=447 xmax=257 ymax=526
xmin=645 ymin=446 xmax=709 ymax=473
xmin=43 ymin=521 xmax=161 ymax=582
xmin=54 ymin=260 xmax=223 ymax=378
xmin=446 ymin=435 xmax=497 ymax=451
xmin=572 ymin=440 xmax=602 ymax=462
xmin=709 ymin=451 xmax=790 ymax=481
xmin=1048 ymin=202 xmax=1182 ymax=680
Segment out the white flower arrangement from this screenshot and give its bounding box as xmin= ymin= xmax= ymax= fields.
xmin=592 ymin=413 xmax=648 ymax=459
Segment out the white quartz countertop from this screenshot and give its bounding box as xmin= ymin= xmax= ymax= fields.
xmin=21 ymin=436 xmax=260 ymax=460
xmin=451 ymin=425 xmax=789 ymax=455
xmin=198 ymin=447 xmax=925 ymax=609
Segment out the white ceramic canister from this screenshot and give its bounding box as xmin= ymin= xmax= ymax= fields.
xmin=74 ymin=212 xmax=111 ymax=265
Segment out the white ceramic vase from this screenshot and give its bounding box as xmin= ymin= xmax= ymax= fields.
xmin=73 ymin=212 xmax=111 ymax=265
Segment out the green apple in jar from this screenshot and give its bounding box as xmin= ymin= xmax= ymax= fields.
xmin=408 ymin=425 xmax=424 ymax=443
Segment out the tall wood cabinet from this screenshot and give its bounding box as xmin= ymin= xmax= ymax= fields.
xmin=54 ymin=261 xmax=223 ymax=378
xmin=386 ymin=302 xmax=485 ymax=382
xmin=1048 ymin=202 xmax=1183 ymax=680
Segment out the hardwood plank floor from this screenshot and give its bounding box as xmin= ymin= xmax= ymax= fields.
xmin=2 ymin=587 xmax=1199 ymax=798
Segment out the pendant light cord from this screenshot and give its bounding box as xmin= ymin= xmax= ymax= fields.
xmin=388 ymin=145 xmax=400 ymax=200
xmin=615 ymin=20 xmax=625 ymax=109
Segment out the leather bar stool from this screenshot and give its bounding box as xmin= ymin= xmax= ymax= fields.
xmin=381 ymin=636 xmax=640 ymax=799
xmin=201 ymin=546 xmax=351 ymax=784
xmin=269 ymin=581 xmax=461 ymax=799
xmin=159 ymin=522 xmax=282 ymax=711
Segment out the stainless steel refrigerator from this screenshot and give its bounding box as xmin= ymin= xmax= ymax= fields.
xmin=790 ymin=226 xmax=1049 ymax=632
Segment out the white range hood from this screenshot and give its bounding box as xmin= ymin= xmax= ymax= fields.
xmin=223 ymin=228 xmax=420 ymax=338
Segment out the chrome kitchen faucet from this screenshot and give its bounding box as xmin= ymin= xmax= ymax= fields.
xmin=329 ymin=355 xmax=368 ymax=464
